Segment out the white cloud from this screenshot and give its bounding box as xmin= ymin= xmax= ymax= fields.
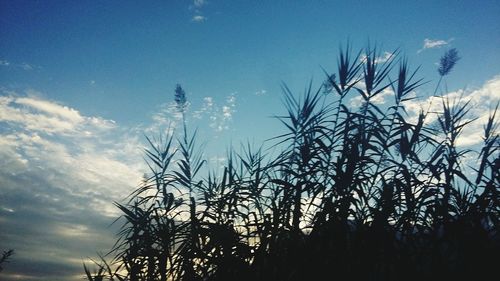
xmin=0 ymin=90 xmax=145 ymax=279
xmin=163 ymin=93 xmax=237 ymax=133
xmin=192 ymin=15 xmax=207 ymax=22
xmin=0 ymin=59 xmax=39 ymax=70
xmin=222 ymin=105 xmax=232 ymax=118
xmin=418 ymin=38 xmax=453 ymax=53
xmin=189 ymin=0 xmax=208 ymax=23
xmin=255 ymin=89 xmax=267 ymax=96
xmin=193 ymin=0 xmax=207 ymax=8
xmin=147 ymin=101 xmax=182 ymax=135
xmin=206 ymin=94 xmax=236 ymax=132
xmin=209 ymin=155 xmax=227 ymax=170
xmin=0 ymin=94 xmax=115 ymax=135
xmin=347 ymin=75 xmax=500 ymax=147
xmin=349 ymin=81 xmax=394 ymax=108
xmin=17 ymin=97 xmax=85 ymax=123
xmin=204 ymin=96 xmax=214 ymax=105
xmin=193 ymin=96 xmax=214 ymax=119
xmin=226 ymin=93 xmax=236 ymax=106
xmin=423 ymin=38 xmax=449 ymax=49
xmin=0 ymin=90 xmax=142 ymax=203
xmin=375 ymin=51 xmax=394 ymax=64
xmin=20 ymin=62 xmax=34 ymax=70
xmin=402 ymin=75 xmax=500 ymax=146
xmin=360 ymin=51 xmax=395 ymax=64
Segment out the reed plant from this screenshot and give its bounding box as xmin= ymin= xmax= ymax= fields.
xmin=85 ymin=45 xmax=499 ymax=281
xmin=0 ymin=249 xmax=14 ymax=273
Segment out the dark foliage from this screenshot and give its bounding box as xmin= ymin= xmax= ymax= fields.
xmin=85 ymin=46 xmax=499 ymax=281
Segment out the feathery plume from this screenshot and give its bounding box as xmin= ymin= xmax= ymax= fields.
xmin=174 ymin=84 xmax=187 ymax=112
xmin=438 ymin=48 xmax=460 ymax=76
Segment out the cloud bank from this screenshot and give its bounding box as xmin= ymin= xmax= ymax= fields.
xmin=403 ymin=75 xmax=500 ymax=146
xmin=347 ymin=75 xmax=499 ymax=147
xmin=0 ymin=91 xmax=144 ymax=280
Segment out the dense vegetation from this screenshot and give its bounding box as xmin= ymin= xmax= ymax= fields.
xmin=85 ymin=45 xmax=499 ymax=281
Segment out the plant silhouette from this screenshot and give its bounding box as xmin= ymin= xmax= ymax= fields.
xmin=0 ymin=249 xmax=14 ymax=273
xmin=84 ymin=45 xmax=499 ymax=281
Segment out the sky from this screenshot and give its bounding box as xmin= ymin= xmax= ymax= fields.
xmin=0 ymin=0 xmax=499 ymax=280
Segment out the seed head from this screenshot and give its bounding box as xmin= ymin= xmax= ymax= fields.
xmin=174 ymin=84 xmax=187 ymax=112
xmin=438 ymin=48 xmax=460 ymax=76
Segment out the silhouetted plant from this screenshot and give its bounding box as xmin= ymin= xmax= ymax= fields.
xmin=0 ymin=249 xmax=14 ymax=273
xmin=434 ymin=48 xmax=461 ymax=96
xmin=438 ymin=48 xmax=460 ymax=77
xmin=85 ymin=45 xmax=499 ymax=281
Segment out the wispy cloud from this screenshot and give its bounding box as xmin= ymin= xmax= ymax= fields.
xmin=192 ymin=15 xmax=207 ymax=22
xmin=418 ymin=38 xmax=454 ymax=53
xmin=348 ymin=79 xmax=395 ymax=108
xmin=209 ymin=155 xmax=227 ymax=170
xmin=349 ymin=82 xmax=394 ymax=108
xmin=359 ymin=51 xmax=395 ymax=64
xmin=19 ymin=62 xmax=35 ymax=70
xmin=189 ymin=0 xmax=208 ymax=23
xmin=374 ymin=51 xmax=394 ymax=64
xmin=149 ymin=91 xmax=237 ymax=134
xmin=255 ymin=89 xmax=267 ymax=96
xmin=193 ymin=94 xmax=237 ymax=132
xmin=193 ymin=0 xmax=207 ymax=8
xmin=215 ymin=93 xmax=236 ymax=131
xmin=0 ymin=59 xmax=40 ymax=70
xmin=147 ymin=100 xmax=183 ymax=135
xmin=193 ymin=96 xmax=214 ymax=119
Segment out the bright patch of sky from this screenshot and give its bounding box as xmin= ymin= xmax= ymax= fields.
xmin=0 ymin=0 xmax=499 ymax=280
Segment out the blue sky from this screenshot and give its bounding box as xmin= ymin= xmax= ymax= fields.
xmin=0 ymin=1 xmax=499 ymax=280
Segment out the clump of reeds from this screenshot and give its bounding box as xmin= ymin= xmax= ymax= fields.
xmin=85 ymin=45 xmax=499 ymax=281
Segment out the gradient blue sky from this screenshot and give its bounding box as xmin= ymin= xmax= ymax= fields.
xmin=1 ymin=1 xmax=499 ymax=280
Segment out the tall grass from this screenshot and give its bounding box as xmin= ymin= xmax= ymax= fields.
xmin=85 ymin=45 xmax=499 ymax=281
